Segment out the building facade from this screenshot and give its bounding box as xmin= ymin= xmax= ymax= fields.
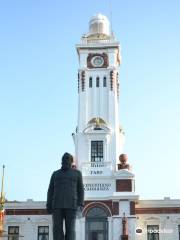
xmin=3 ymin=14 xmax=180 ymax=240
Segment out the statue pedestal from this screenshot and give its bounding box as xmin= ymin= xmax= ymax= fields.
xmin=121 ymin=235 xmax=128 ymax=240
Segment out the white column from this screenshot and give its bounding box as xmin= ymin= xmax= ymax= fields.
xmin=108 ymin=217 xmax=113 ymax=240
xmin=75 ymin=219 xmax=81 ymax=240
xmin=113 ymin=217 xmax=121 ymax=240
xmin=80 ymin=217 xmax=86 ymax=239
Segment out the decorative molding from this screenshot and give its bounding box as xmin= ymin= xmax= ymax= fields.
xmin=136 ymin=207 xmax=180 ymax=214
xmin=114 ymin=169 xmax=134 ymax=178
xmin=6 ymin=209 xmax=48 ymax=215
xmin=83 ymin=201 xmax=112 ymax=217
xmin=81 ymin=71 xmax=85 ymax=92
xmin=110 ymin=70 xmax=114 ymax=91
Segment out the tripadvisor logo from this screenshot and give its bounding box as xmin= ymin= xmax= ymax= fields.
xmin=136 ymin=227 xmax=143 ymax=235
xmin=136 ymin=227 xmax=173 ymax=235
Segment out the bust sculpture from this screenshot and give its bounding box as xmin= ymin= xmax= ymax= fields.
xmin=118 ymin=154 xmax=130 ymax=170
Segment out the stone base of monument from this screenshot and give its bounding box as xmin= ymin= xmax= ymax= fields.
xmin=121 ymin=235 xmax=128 ymax=240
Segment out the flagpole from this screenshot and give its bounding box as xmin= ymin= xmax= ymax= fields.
xmin=0 ymin=165 xmax=5 ymax=237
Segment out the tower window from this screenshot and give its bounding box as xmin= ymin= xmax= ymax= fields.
xmin=147 ymin=225 xmax=159 ymax=240
xmin=103 ymin=77 xmax=107 ymax=87
xmin=96 ymin=77 xmax=100 ymax=87
xmin=89 ymin=77 xmax=92 ymax=88
xmin=8 ymin=226 xmax=19 ymax=240
xmin=38 ymin=226 xmax=49 ymax=240
xmin=91 ymin=141 xmax=103 ymax=162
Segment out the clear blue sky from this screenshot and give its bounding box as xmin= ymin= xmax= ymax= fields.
xmin=0 ymin=0 xmax=180 ymax=201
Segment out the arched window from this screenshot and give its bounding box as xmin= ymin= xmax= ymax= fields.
xmin=89 ymin=77 xmax=92 ymax=88
xmin=103 ymin=76 xmax=106 ymax=87
xmin=86 ymin=207 xmax=108 ymax=240
xmin=86 ymin=207 xmax=108 ymax=218
xmin=96 ymin=77 xmax=100 ymax=87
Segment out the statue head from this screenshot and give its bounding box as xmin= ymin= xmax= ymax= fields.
xmin=119 ymin=154 xmax=128 ymax=164
xmin=61 ymin=152 xmax=73 ymax=170
xmin=118 ymin=154 xmax=130 ymax=170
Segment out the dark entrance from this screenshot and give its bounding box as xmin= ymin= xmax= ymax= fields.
xmin=85 ymin=207 xmax=108 ymax=240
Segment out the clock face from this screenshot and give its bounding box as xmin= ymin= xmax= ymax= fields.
xmin=87 ymin=53 xmax=108 ymax=68
xmin=92 ymin=56 xmax=104 ymax=67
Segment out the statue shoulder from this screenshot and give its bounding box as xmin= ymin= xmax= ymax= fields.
xmin=53 ymin=169 xmax=61 ymax=176
xmin=72 ymin=168 xmax=82 ymax=176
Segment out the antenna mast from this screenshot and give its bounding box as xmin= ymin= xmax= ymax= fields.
xmin=0 ymin=166 xmax=5 ymax=203
xmin=109 ymin=0 xmax=113 ymax=35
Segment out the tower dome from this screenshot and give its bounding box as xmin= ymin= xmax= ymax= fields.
xmin=88 ymin=13 xmax=110 ymax=37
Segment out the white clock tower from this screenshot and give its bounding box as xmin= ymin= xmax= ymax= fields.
xmin=74 ymin=14 xmax=124 ymax=173
xmin=73 ymin=14 xmax=138 ymax=240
